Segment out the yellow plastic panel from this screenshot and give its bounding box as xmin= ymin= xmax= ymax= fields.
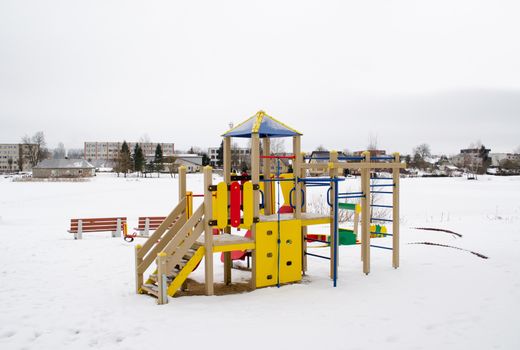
xmin=279 ymin=173 xmax=295 ymax=207
xmin=279 ymin=220 xmax=302 ymax=284
xmin=255 ymin=220 xmax=302 ymax=287
xmin=216 ymin=182 xmax=228 ymax=229
xmin=242 ymin=182 xmax=253 ymax=226
xmin=212 ymin=191 xmax=218 ymax=222
xmin=255 ymin=222 xmax=279 ymax=287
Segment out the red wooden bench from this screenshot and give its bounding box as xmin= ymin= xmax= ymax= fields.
xmin=69 ymin=217 xmax=127 ymax=240
xmin=134 ymin=216 xmax=167 ymax=237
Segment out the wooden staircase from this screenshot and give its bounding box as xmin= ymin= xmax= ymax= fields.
xmin=135 ymin=198 xmax=206 ymax=304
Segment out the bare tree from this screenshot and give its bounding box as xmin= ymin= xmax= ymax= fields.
xmin=270 ymin=138 xmax=286 ymax=154
xmin=67 ymin=148 xmax=84 ymax=159
xmin=7 ymin=157 xmax=13 ymax=172
xmin=21 ymin=131 xmax=49 ymax=166
xmin=315 ymin=145 xmax=327 ymax=152
xmin=53 ymin=142 xmax=66 ymax=159
xmin=367 ymin=134 xmax=378 ymax=150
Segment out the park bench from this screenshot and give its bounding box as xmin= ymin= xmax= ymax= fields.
xmin=69 ymin=217 xmax=127 ymax=240
xmin=134 ymin=216 xmax=167 ymax=237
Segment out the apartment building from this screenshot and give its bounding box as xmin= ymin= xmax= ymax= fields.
xmin=0 ymin=143 xmax=38 ymax=172
xmin=208 ymin=146 xmax=251 ymax=169
xmin=84 ymin=142 xmax=175 ymax=161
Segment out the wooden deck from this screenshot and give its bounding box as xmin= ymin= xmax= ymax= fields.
xmin=259 ymin=212 xmax=330 ymax=226
xmin=196 ymin=234 xmax=255 ymax=252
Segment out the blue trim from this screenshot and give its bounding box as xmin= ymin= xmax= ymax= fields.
xmin=337 ymin=156 xmax=365 ymax=161
xmin=338 ymin=195 xmax=365 ymax=199
xmin=370 ymin=184 xmax=395 ymax=187
xmin=371 ymin=217 xmax=393 ymax=222
xmin=371 ymin=191 xmax=393 ymax=194
xmin=371 ymin=177 xmax=394 ymax=181
xmin=371 ymin=204 xmax=393 ymax=208
xmin=339 ymin=191 xmax=363 ymax=195
xmin=370 ymin=245 xmax=393 ymax=250
xmin=305 ymin=252 xmax=331 ymax=260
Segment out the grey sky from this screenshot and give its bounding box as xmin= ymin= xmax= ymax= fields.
xmin=1 ymin=0 xmax=519 ymax=155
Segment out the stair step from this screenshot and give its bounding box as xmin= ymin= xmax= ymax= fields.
xmin=141 ymin=283 xmax=159 ymax=297
xmin=149 ymin=272 xmax=177 ymax=283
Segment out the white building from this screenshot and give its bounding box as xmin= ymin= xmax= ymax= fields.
xmin=208 ymin=146 xmax=250 ymax=169
xmin=489 ymin=153 xmax=520 ymax=167
xmin=0 ymin=143 xmax=38 ymax=172
xmin=84 ymin=142 xmax=175 ymax=161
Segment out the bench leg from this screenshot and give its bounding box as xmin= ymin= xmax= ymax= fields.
xmin=114 ymin=218 xmax=122 ymax=238
xmin=76 ymin=220 xmax=83 ymax=240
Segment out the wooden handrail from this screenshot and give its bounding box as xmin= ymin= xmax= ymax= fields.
xmin=162 ymin=204 xmax=204 ymax=256
xmin=163 ymin=212 xmax=205 ymax=273
xmin=137 ymin=215 xmax=187 ymax=274
xmin=138 ymin=197 xmax=186 ymax=260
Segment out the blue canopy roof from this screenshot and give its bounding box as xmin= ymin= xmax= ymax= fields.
xmin=223 ymin=111 xmax=302 ymax=138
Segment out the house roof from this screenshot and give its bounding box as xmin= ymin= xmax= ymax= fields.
xmin=34 ymin=159 xmax=94 ymax=169
xmin=222 ymin=111 xmax=302 ymax=138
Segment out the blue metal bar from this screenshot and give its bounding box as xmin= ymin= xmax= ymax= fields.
xmin=333 ymin=179 xmax=339 ymax=287
xmin=339 ymin=191 xmax=363 ymax=195
xmin=260 ymin=178 xmax=295 ymax=183
xmin=371 ymin=232 xmax=393 ymax=236
xmin=371 ymin=217 xmax=393 ymax=222
xmin=338 ymin=195 xmax=365 ymax=199
xmin=370 ymin=244 xmax=393 ymax=250
xmin=304 ymin=156 xmax=330 ymax=160
xmin=370 ymin=204 xmax=393 ymax=208
xmin=305 ymin=252 xmax=331 ymax=260
xmin=370 ymin=184 xmax=395 ymax=187
xmin=298 ymin=177 xmax=345 ymax=183
xmin=371 ymin=156 xmax=395 ymax=160
xmin=305 ymin=183 xmax=333 ymax=187
xmin=371 ymin=177 xmax=394 ymax=181
xmin=371 ymin=191 xmax=393 ymax=194
xmin=289 ymin=188 xmax=305 ymax=209
xmin=337 ymin=156 xmax=365 ymax=161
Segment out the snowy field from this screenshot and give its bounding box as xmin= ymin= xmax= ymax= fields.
xmin=1 ymin=173 xmax=519 ymax=350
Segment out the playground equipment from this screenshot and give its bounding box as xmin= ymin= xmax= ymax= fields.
xmin=134 ymin=111 xmax=406 ymax=304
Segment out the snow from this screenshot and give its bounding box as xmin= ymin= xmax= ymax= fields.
xmin=1 ymin=173 xmax=519 ymax=350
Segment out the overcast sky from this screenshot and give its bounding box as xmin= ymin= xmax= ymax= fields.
xmin=1 ymin=0 xmax=519 ymax=155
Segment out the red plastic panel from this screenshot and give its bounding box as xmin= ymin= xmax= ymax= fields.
xmin=230 ymin=181 xmax=241 ymax=227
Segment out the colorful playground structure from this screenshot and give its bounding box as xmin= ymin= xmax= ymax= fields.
xmin=134 ymin=111 xmax=406 ymax=304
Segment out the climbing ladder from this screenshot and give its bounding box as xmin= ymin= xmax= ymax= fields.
xmin=135 ymin=198 xmax=207 ymax=302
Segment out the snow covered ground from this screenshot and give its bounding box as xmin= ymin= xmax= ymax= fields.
xmin=0 ymin=173 xmax=519 ymax=350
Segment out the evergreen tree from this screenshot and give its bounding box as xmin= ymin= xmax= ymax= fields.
xmin=154 ymin=144 xmax=164 ymax=177
xmin=201 ymin=152 xmax=210 ymax=166
xmin=216 ymin=141 xmax=223 ymax=168
xmin=133 ymin=143 xmax=145 ymax=175
xmin=117 ymin=141 xmax=133 ymax=177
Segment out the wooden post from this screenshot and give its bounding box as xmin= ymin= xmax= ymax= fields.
xmin=299 ymin=152 xmax=308 ymax=273
xmin=329 ymin=150 xmax=338 ymax=279
xmin=223 ymin=137 xmax=232 ymax=284
xmin=76 ymin=219 xmax=83 ymax=240
xmin=186 ymin=191 xmax=193 ymax=219
xmin=203 ymin=166 xmax=214 ymax=295
xmin=157 ymin=252 xmax=168 ymax=305
xmin=250 ymin=133 xmax=260 ymax=289
xmin=361 ymin=151 xmax=371 ymax=275
xmin=392 ymin=152 xmax=400 ymax=269
xmin=262 ymin=138 xmax=272 ymax=215
xmin=293 ymin=136 xmax=302 ymax=219
xmin=135 ymin=244 xmax=143 ymax=293
xmin=179 ymin=166 xmax=186 ymax=202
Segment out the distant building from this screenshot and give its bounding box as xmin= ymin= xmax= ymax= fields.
xmin=169 ymin=154 xmax=203 ymax=173
xmin=307 ymin=150 xmax=348 ymax=176
xmin=208 ymin=146 xmax=251 ymax=169
xmin=353 ymin=149 xmax=387 ymax=157
xmin=0 ymin=143 xmax=38 ymax=172
xmin=84 ymin=142 xmax=175 ymax=161
xmin=451 ymin=148 xmax=491 ymax=168
xmin=489 ymin=153 xmax=520 ymax=167
xmin=32 ymin=159 xmax=95 ymax=178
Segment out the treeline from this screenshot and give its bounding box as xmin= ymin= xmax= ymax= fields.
xmin=114 ymin=141 xmax=166 ymax=177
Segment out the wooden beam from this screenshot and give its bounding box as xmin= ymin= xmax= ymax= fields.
xmin=361 ymin=151 xmax=371 ymax=275
xmin=223 ymin=137 xmax=232 ymax=284
xmin=329 ymin=150 xmax=338 ymax=279
xmin=392 ymin=153 xmax=400 ymax=269
xmin=262 ymin=138 xmax=272 ymax=215
xmin=203 ymin=166 xmax=214 ymax=295
xmin=179 ymin=166 xmax=186 ymax=202
xmin=299 ymin=152 xmax=308 ymax=273
xmin=250 ymin=133 xmax=260 ymax=289
xmin=293 ymin=136 xmax=302 ymax=219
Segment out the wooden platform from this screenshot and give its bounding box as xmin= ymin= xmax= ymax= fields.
xmin=196 ymin=234 xmax=255 ymax=252
xmin=259 ymin=212 xmax=330 ymax=226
